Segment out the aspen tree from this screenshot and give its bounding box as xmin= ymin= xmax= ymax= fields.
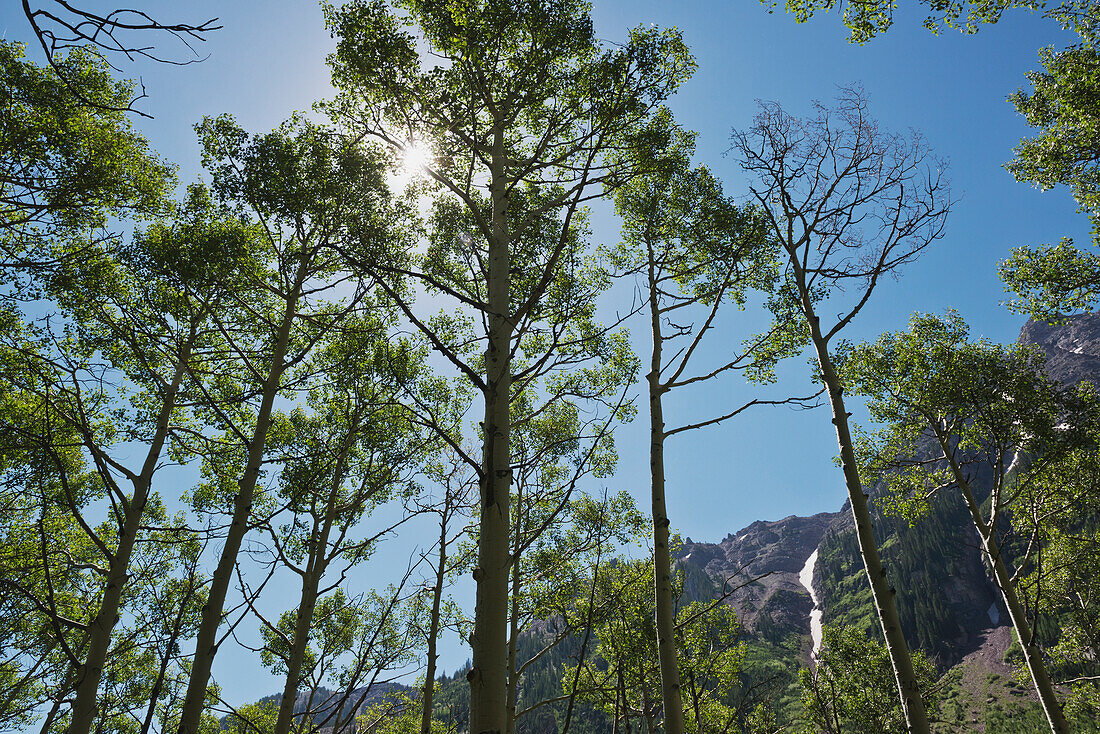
xmin=612 ymin=111 xmax=813 ymax=734
xmin=844 ymin=312 xmax=1081 ymax=733
xmin=324 ymin=3 xmax=692 ymax=730
xmin=174 ymin=117 xmax=403 ymax=734
xmin=261 ymin=323 xmax=426 ymax=734
xmin=0 ymin=186 xmax=249 ymax=734
xmin=732 ymin=87 xmax=952 ymax=734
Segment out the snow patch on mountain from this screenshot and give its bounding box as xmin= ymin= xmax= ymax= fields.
xmin=798 ymin=548 xmax=823 ymax=657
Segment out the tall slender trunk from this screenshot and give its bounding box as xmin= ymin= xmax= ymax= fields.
xmin=273 ymin=444 xmax=351 ymax=734
xmin=640 ymin=670 xmax=656 ymax=734
xmin=177 ymin=285 xmax=301 ymax=734
xmin=943 ymin=451 xmax=1070 ymax=733
xmin=611 ymin=683 xmax=620 ymax=734
xmin=65 ymin=484 xmax=148 ymax=734
xmin=469 ymin=129 xmax=512 ymax=734
xmin=504 ymin=559 xmax=521 ymax=734
xmin=420 ymin=510 xmax=448 ymax=734
xmin=617 ymin=667 xmax=631 ymax=734
xmin=791 ymin=264 xmax=929 ymax=734
xmin=39 ymin=697 xmax=63 ymax=734
xmin=272 ymin=542 xmax=325 ymax=734
xmin=141 ymin=577 xmax=195 ymax=734
xmin=505 ymin=487 xmax=523 ymax=734
xmin=646 ymin=247 xmax=685 ymax=734
xmin=68 ymin=330 xmax=196 ymax=734
xmin=39 ymin=638 xmax=91 ymax=734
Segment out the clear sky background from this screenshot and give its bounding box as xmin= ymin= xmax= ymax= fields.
xmin=2 ymin=0 xmax=1091 ymax=710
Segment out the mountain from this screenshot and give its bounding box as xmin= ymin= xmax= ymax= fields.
xmin=1019 ymin=311 xmax=1100 ymax=387
xmin=680 ymin=313 xmax=1100 ymax=659
xmin=670 ymin=312 xmax=1100 ymax=728
xmin=674 ymin=476 xmax=1008 ymax=673
xmin=230 ymin=682 xmax=410 ymax=733
xmin=676 ymin=512 xmax=844 ymax=643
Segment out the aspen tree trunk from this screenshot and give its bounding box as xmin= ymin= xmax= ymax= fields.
xmin=273 ymin=447 xmax=351 ymax=734
xmin=272 ymin=540 xmax=325 ymax=734
xmin=945 ymin=459 xmax=1070 ymax=733
xmin=617 ymin=667 xmax=631 ymax=734
xmin=140 ymin=657 xmax=170 ymax=734
xmin=66 ymin=480 xmax=149 ymax=734
xmin=177 ymin=285 xmax=302 ymax=734
xmin=640 ymin=675 xmax=657 ymax=734
xmin=420 ymin=512 xmax=448 ymax=734
xmin=68 ymin=332 xmax=196 ymax=734
xmin=39 ymin=694 xmax=63 ymax=734
xmin=39 ymin=639 xmax=90 ymax=734
xmin=791 ymin=264 xmax=930 ymax=734
xmin=646 ymin=250 xmax=685 ymax=734
xmin=505 ymin=493 xmax=523 ymax=734
xmin=469 ymin=129 xmax=512 ymax=734
xmin=141 ymin=586 xmax=192 ymax=734
xmin=504 ymin=565 xmax=521 ymax=734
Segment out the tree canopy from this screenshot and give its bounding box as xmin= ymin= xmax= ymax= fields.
xmin=5 ymin=1 xmax=1100 ymax=732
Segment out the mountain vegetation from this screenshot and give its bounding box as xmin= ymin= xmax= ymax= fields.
xmin=2 ymin=1 xmax=1100 ymax=734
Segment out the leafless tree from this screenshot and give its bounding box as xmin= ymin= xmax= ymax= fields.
xmin=19 ymin=1 xmax=220 ymax=116
xmin=731 ymin=85 xmax=952 ymax=734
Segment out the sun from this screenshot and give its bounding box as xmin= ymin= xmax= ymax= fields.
xmin=390 ymin=139 xmax=433 ymax=190
xmin=401 ymin=140 xmax=433 ymax=171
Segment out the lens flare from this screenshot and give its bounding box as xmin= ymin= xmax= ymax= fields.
xmin=390 ymin=139 xmax=432 ymax=190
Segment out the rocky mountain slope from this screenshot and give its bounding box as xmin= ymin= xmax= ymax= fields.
xmin=675 ymin=512 xmax=844 ymax=641
xmin=675 ymin=489 xmax=1004 ymax=667
xmin=1020 ymin=311 xmax=1100 ymax=387
xmin=670 ymin=312 xmax=1100 ymax=723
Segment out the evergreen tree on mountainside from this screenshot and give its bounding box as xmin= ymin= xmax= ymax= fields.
xmin=814 ymin=492 xmax=994 ymax=664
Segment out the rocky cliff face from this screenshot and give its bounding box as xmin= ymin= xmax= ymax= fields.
xmin=676 ymin=497 xmax=1004 ymax=666
xmin=675 ymin=312 xmax=1100 ymax=668
xmin=1020 ymin=311 xmax=1100 ymax=387
xmin=675 ymin=511 xmax=844 ymax=639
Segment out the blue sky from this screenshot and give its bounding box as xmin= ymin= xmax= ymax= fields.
xmin=2 ymin=0 xmax=1090 ymax=709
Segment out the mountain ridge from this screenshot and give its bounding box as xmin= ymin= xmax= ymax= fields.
xmin=675 ymin=312 xmax=1100 ymax=672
